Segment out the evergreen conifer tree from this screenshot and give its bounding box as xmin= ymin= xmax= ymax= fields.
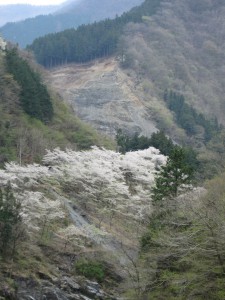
xmin=0 ymin=183 xmax=22 ymax=257
xmin=151 ymin=146 xmax=193 ymax=204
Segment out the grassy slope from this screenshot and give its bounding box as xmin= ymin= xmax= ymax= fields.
xmin=0 ymin=50 xmax=114 ymax=166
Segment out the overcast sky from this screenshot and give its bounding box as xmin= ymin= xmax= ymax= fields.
xmin=0 ymin=0 xmax=65 ymax=5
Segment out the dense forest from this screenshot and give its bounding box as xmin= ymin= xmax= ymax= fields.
xmin=6 ymin=48 xmax=53 ymax=123
xmin=139 ymin=170 xmax=225 ymax=299
xmin=116 ymin=129 xmax=198 ymax=169
xmin=28 ymin=0 xmax=162 ymax=67
xmin=164 ymin=90 xmax=220 ymax=142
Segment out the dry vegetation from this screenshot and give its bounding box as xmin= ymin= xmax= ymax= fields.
xmin=120 ymin=0 xmax=225 ymax=131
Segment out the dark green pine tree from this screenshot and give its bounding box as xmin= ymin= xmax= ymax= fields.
xmin=151 ymin=146 xmax=193 ymax=204
xmin=6 ymin=48 xmax=53 ymax=123
xmin=0 ymin=183 xmax=22 ymax=257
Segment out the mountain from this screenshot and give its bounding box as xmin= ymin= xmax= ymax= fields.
xmin=1 ymin=1 xmax=225 ymax=299
xmin=0 ymin=4 xmax=58 ymax=27
xmin=0 ymin=0 xmax=144 ymax=48
xmin=119 ymin=0 xmax=225 ymax=136
xmin=40 ymin=0 xmax=225 ymax=178
xmin=28 ymin=0 xmax=162 ymax=66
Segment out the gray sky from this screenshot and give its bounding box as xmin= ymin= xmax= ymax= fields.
xmin=0 ymin=0 xmax=65 ymax=5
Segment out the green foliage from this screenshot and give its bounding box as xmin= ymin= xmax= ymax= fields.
xmin=151 ymin=146 xmax=194 ymax=203
xmin=6 ymin=48 xmax=53 ymax=123
xmin=116 ymin=129 xmax=174 ymax=155
xmin=140 ymin=172 xmax=225 ymax=299
xmin=148 ymin=130 xmax=175 ymax=156
xmin=0 ymin=183 xmax=23 ymax=258
xmin=0 ymin=121 xmax=17 ymax=164
xmin=75 ymin=259 xmax=105 ymax=282
xmin=28 ymin=0 xmax=162 ymax=67
xmin=116 ymin=129 xmax=199 ymax=171
xmin=164 ymin=90 xmax=220 ymax=142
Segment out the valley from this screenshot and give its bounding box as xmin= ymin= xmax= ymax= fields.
xmin=1 ymin=0 xmax=225 ymax=299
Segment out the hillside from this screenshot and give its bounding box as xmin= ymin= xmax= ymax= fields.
xmin=120 ymin=0 xmax=225 ymax=129
xmin=0 ymin=0 xmax=144 ymax=48
xmin=0 ymin=45 xmax=113 ymax=166
xmin=47 ymin=58 xmax=157 ymax=137
xmin=0 ymin=40 xmax=170 ymax=300
xmin=29 ymin=0 xmax=225 ymax=140
xmin=28 ymin=0 xmax=162 ymax=65
xmin=0 ymin=146 xmax=166 ymax=299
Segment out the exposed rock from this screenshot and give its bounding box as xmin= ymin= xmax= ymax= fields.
xmin=60 ymin=276 xmax=80 ymax=292
xmin=41 ymin=286 xmax=70 ymax=300
xmin=0 ymin=284 xmax=17 ymax=300
xmin=47 ymin=59 xmax=157 ymax=137
xmin=14 ymin=276 xmax=118 ymax=300
xmin=83 ymin=280 xmax=103 ymax=298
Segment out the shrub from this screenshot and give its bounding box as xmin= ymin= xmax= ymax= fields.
xmin=75 ymin=259 xmax=105 ymax=282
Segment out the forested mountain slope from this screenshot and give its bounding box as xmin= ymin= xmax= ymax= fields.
xmin=0 ymin=0 xmax=144 ymax=48
xmin=43 ymin=0 xmax=225 ymax=176
xmin=30 ymin=0 xmax=225 ymax=132
xmin=120 ymin=0 xmax=225 ymax=129
xmin=28 ymin=0 xmax=162 ymax=65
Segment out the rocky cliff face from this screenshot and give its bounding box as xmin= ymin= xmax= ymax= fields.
xmin=10 ymin=276 xmax=119 ymax=300
xmin=47 ymin=59 xmax=157 ymax=137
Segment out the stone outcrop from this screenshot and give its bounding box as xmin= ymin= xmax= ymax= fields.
xmin=2 ymin=276 xmax=119 ymax=300
xmin=48 ymin=59 xmax=157 ymax=137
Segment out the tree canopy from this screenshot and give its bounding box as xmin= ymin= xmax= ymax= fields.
xmin=0 ymin=183 xmax=23 ymax=258
xmin=151 ymin=146 xmax=194 ymax=203
xmin=116 ymin=130 xmax=199 ymax=172
xmin=28 ymin=0 xmax=162 ymax=67
xmin=6 ymin=48 xmax=53 ymax=123
xmin=164 ymin=90 xmax=220 ymax=142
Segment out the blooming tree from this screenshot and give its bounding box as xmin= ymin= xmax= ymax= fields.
xmin=43 ymin=146 xmax=166 ymax=225
xmin=0 ymin=146 xmax=166 ymax=246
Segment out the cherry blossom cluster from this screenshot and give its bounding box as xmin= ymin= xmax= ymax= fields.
xmin=0 ymin=147 xmax=166 ymax=239
xmin=43 ymin=147 xmax=166 ymax=221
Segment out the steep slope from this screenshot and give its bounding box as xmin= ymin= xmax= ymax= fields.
xmin=28 ymin=0 xmax=162 ymax=66
xmin=120 ymin=0 xmax=225 ymax=129
xmin=43 ymin=0 xmax=225 ymax=176
xmin=0 ymin=0 xmax=144 ymax=48
xmin=0 ymin=147 xmax=166 ymax=299
xmin=30 ymin=0 xmax=225 ymax=144
xmin=47 ymin=58 xmax=157 ymax=137
xmin=0 ymin=46 xmax=113 ymax=165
